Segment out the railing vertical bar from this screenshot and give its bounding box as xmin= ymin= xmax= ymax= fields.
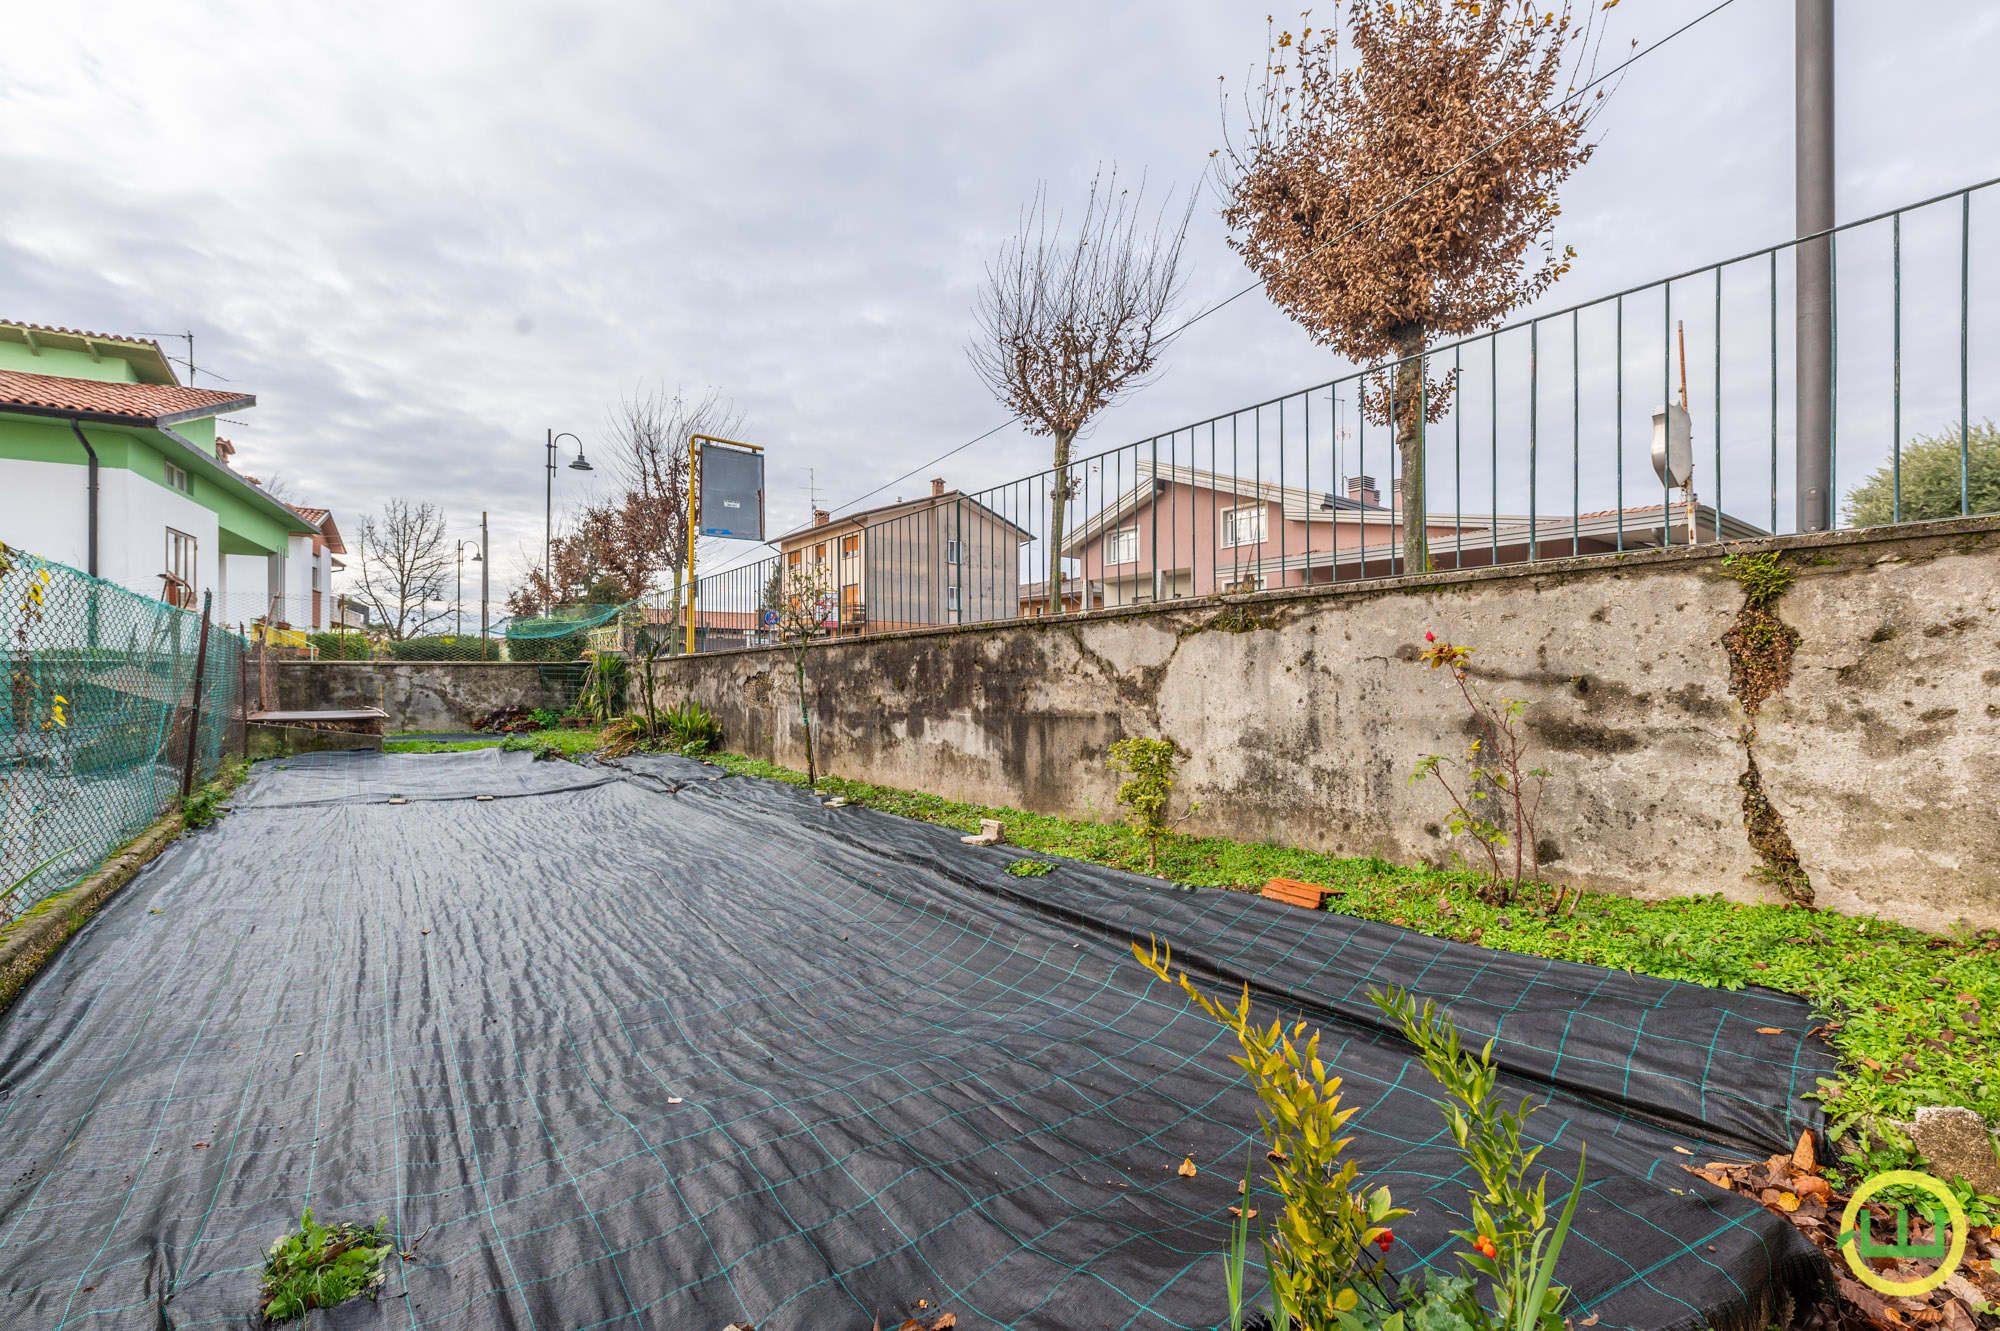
xmin=1770 ymin=249 xmax=1779 ymax=534
xmin=1616 ymin=295 xmax=1625 ymax=551
xmin=1893 ymin=211 xmax=1902 ymax=524
xmin=1962 ymin=189 xmax=1973 ymax=516
xmin=1714 ymin=265 xmax=1723 ymax=543
xmin=1490 ymin=336 xmax=1498 ymax=568
xmin=1454 ymin=344 xmax=1463 ymax=570
xmin=1664 ymin=280 xmax=1673 ymax=548
xmin=1830 ymin=230 xmax=1839 ymax=528
xmin=1572 ymin=308 xmax=1580 ymax=557
xmin=1278 ymin=397 xmax=1287 ymax=588
xmin=1529 ymin=320 xmax=1539 ymax=563
xmin=1304 ymin=392 xmax=1313 ymax=584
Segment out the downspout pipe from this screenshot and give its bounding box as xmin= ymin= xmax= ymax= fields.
xmin=68 ymin=416 xmax=99 ymax=577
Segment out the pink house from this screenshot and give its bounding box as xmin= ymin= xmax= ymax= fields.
xmin=1057 ymin=464 xmax=1465 ymax=606
xmin=1056 ymin=463 xmax=1767 ymax=607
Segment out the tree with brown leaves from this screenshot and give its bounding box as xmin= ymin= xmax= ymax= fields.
xmin=610 ymin=386 xmax=744 ymax=633
xmin=1217 ymin=2 xmax=1615 ymax=570
xmin=969 ymin=170 xmax=1193 ymax=609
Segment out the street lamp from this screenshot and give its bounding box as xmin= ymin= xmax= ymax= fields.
xmin=456 ymin=538 xmax=481 ymax=637
xmin=545 ymin=428 xmax=593 ymax=604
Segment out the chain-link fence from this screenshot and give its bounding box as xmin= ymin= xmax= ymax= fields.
xmin=2 ymin=541 xmax=245 ymax=921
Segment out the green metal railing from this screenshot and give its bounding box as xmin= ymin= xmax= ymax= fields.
xmin=2 ymin=543 xmax=245 ymax=919
xmin=671 ymin=177 xmax=1995 ymax=646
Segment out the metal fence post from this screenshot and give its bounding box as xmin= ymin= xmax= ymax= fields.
xmin=181 ymin=590 xmax=212 ymax=802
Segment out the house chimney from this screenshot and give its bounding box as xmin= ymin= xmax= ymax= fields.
xmin=1346 ymin=474 xmax=1379 ymax=507
xmin=812 ymin=508 xmax=830 ymax=527
xmin=930 ymin=477 xmax=946 ymax=497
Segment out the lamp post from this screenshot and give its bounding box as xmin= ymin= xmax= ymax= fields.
xmin=456 ymin=538 xmax=481 ymax=637
xmin=545 ymin=428 xmax=593 ymax=607
xmin=480 ymin=510 xmax=490 ymax=660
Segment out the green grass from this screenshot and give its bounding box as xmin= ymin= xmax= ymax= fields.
xmin=382 ymin=738 xmax=503 ymax=754
xmin=497 ymin=729 xmax=606 ymax=759
xmin=707 ymin=752 xmax=2000 ymax=1132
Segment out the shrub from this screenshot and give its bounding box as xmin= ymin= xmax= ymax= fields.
xmin=1107 ymin=737 xmax=1198 ymax=872
xmin=1135 ymin=938 xmax=1403 ymax=1326
xmin=305 ymin=632 xmax=372 ymax=660
xmin=507 ymin=631 xmax=587 ymax=662
xmin=384 ymin=635 xmax=484 ymax=661
xmin=575 ymin=654 xmax=629 ymax=724
xmin=1844 ymin=421 xmax=1999 ymax=526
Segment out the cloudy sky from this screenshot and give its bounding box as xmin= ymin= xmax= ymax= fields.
xmin=4 ymin=1 xmax=1997 ymax=598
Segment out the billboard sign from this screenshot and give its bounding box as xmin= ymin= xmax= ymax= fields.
xmin=698 ymin=441 xmax=765 ymax=540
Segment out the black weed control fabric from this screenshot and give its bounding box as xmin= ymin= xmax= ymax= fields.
xmin=0 ymin=750 xmax=1837 ymax=1331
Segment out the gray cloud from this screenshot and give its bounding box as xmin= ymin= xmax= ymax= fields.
xmin=3 ymin=1 xmax=1996 ymax=595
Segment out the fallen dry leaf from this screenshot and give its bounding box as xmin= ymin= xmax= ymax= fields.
xmin=1227 ymin=1206 xmax=1260 ymax=1219
xmin=1776 ymin=1191 xmax=1800 ymax=1212
xmin=1791 ymin=1128 xmax=1816 ymax=1172
xmin=931 ymin=1317 xmax=957 ymax=1331
xmin=1671 ymin=1146 xmax=1693 ymax=1155
xmin=1178 ymin=1157 xmax=1197 ymax=1178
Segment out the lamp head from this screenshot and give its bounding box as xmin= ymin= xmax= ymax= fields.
xmin=569 ymin=451 xmax=593 ymax=472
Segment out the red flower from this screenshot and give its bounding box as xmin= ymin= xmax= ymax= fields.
xmin=1474 ymin=1234 xmax=1497 ymax=1259
xmin=1425 ymin=631 xmax=1436 ymax=642
xmin=1376 ymin=1229 xmax=1394 ymax=1251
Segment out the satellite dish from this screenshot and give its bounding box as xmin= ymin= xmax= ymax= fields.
xmin=1651 ymin=404 xmax=1692 ymax=489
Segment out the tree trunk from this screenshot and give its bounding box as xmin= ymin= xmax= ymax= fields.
xmin=793 ymin=648 xmax=816 ymax=787
xmin=1394 ymin=324 xmax=1429 ymax=573
xmin=1047 ymin=430 xmax=1077 ymax=613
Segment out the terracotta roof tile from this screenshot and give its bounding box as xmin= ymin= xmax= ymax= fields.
xmin=289 ymin=506 xmax=330 ymax=525
xmin=2 ymin=320 xmax=162 ymax=350
xmin=0 ymin=367 xmax=247 ymax=420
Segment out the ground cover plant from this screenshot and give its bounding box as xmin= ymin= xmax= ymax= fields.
xmin=258 ymin=1208 xmax=393 ymax=1322
xmin=497 ymin=728 xmax=606 ymax=760
xmin=704 ymin=752 xmax=2000 ymax=1134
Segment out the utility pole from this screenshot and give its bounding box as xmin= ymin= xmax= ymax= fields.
xmin=480 ymin=510 xmax=490 ymax=660
xmin=1795 ymin=0 xmax=1834 ymax=533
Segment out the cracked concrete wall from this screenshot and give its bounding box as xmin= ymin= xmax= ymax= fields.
xmin=646 ymin=518 xmax=1995 ymax=931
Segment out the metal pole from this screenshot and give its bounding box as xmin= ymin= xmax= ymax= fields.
xmin=1795 ymin=0 xmax=1835 ymax=532
xmin=545 ymin=427 xmax=554 ymax=595
xmin=685 ymin=437 xmax=699 ymax=655
xmin=481 ymin=510 xmax=490 ymax=660
xmin=181 ymin=590 xmax=213 ymax=803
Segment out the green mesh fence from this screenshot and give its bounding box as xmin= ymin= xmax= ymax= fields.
xmin=495 ymin=602 xmax=631 ymax=662
xmin=1 ymin=541 xmax=245 ymax=920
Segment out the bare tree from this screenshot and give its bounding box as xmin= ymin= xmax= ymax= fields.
xmin=354 ymin=500 xmax=452 ymax=639
xmin=610 ymin=387 xmax=744 ymax=636
xmin=969 ymin=170 xmax=1193 ymax=609
xmin=1217 ymin=3 xmax=1615 ymax=570
xmin=763 ymin=559 xmax=835 ymax=787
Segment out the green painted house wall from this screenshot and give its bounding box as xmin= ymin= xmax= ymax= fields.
xmin=0 ymin=339 xmax=141 ymax=384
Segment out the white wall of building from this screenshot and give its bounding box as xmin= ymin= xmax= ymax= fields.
xmin=0 ymin=456 xmax=218 ymax=601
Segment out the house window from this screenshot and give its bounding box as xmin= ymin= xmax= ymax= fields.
xmin=164 ymin=462 xmax=192 ymax=494
xmin=311 ymin=564 xmax=321 ymax=592
xmin=787 ymin=550 xmax=802 ymax=568
xmin=164 ymin=528 xmax=197 ymax=606
xmin=946 ymin=585 xmax=961 ymax=612
xmin=841 ymin=534 xmax=859 ymax=556
xmin=1106 ymin=527 xmax=1137 ymax=565
xmin=1221 ymin=505 xmax=1266 ymax=548
xmin=814 ymin=542 xmax=826 ymax=564
xmin=945 ymin=539 xmax=962 ymax=565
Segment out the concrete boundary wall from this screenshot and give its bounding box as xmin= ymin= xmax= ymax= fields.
xmin=641 ymin=518 xmax=2000 ymax=932
xmin=274 ymin=661 xmax=570 ymax=733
